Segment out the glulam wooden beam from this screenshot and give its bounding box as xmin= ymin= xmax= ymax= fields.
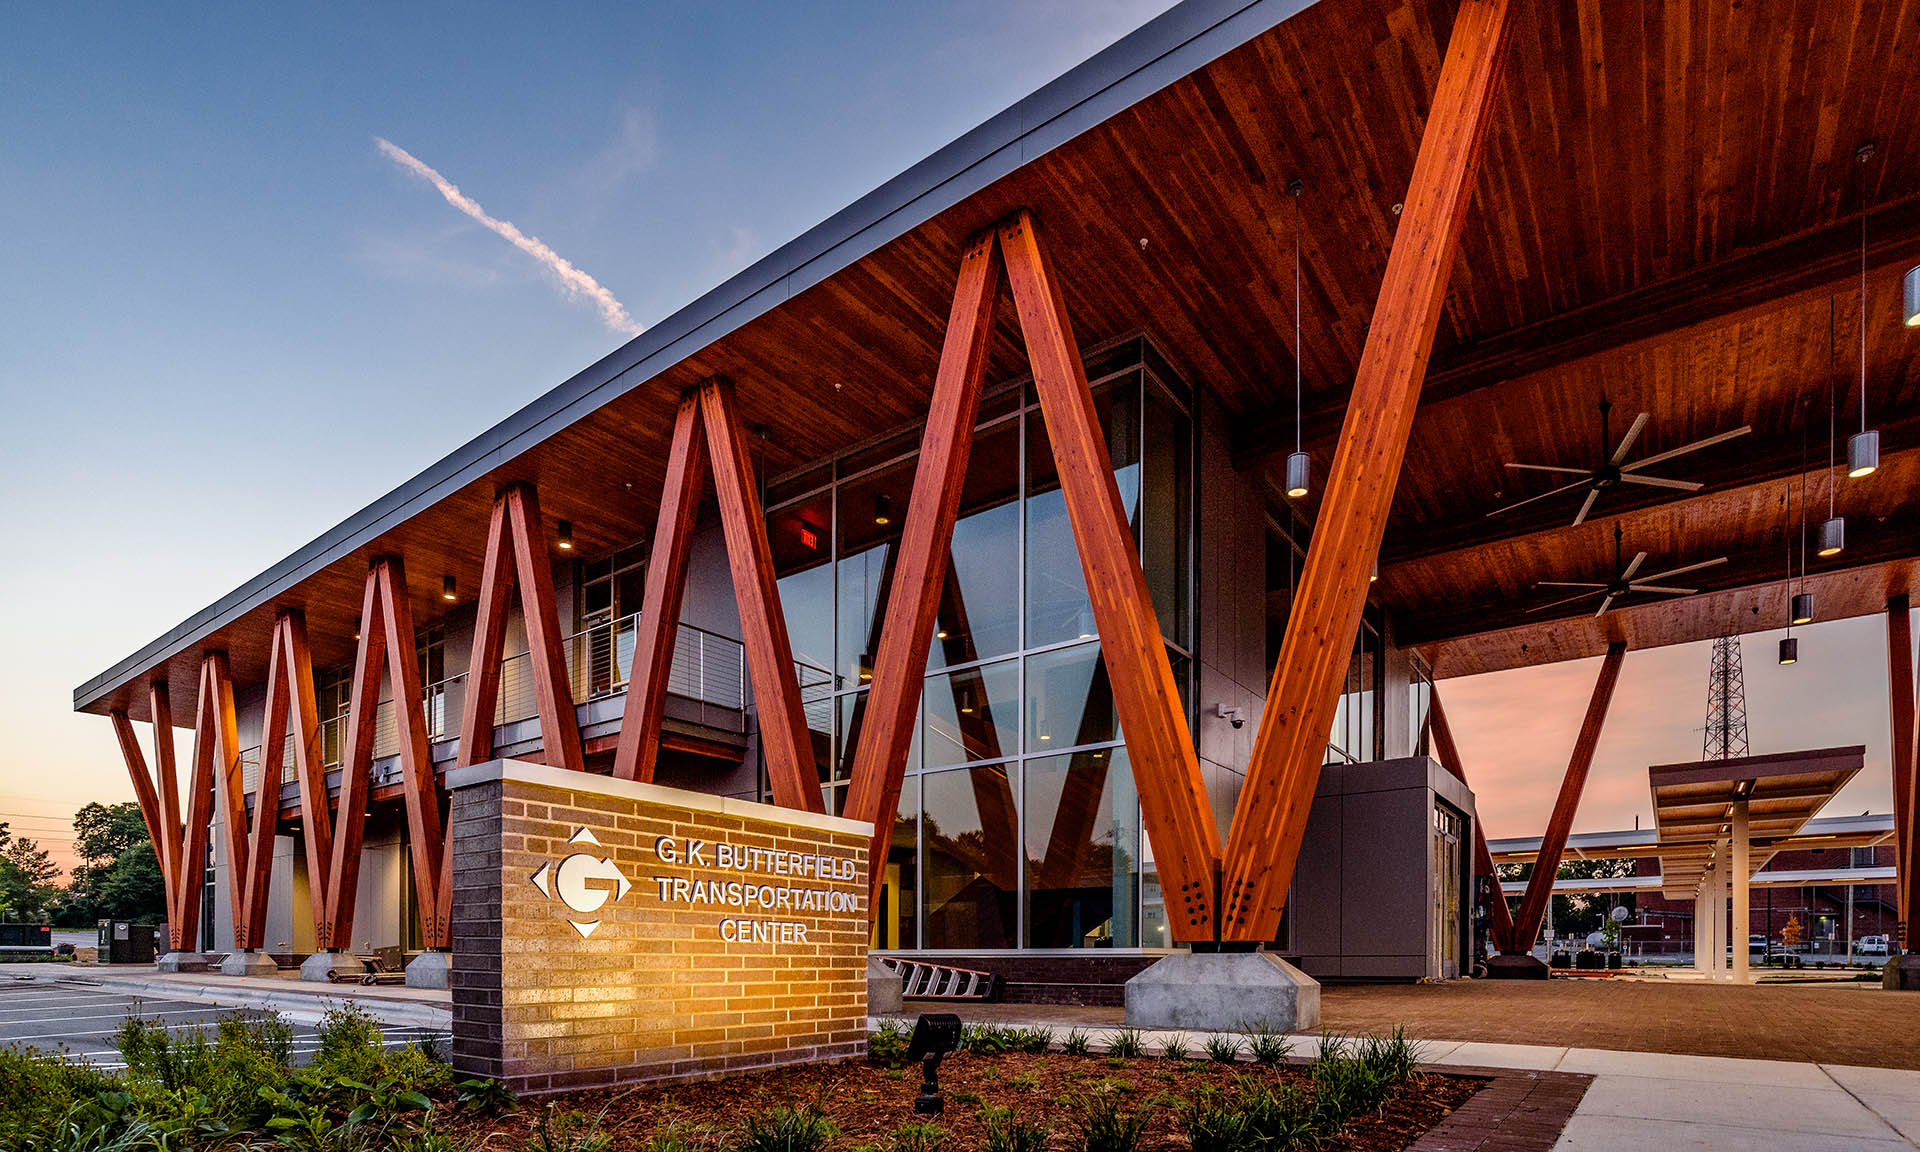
xmin=324 ymin=566 xmax=387 ymax=950
xmin=1890 ymin=596 xmax=1917 ymax=950
xmin=172 ymin=666 xmax=218 ymax=953
xmin=700 ymin=378 xmax=824 ymax=814
xmin=275 ymin=612 xmax=335 ymax=949
xmin=241 ymin=612 xmax=320 ymax=949
xmin=1508 ymin=642 xmax=1628 ymax=951
xmin=108 ymin=710 xmax=169 ymax=923
xmin=614 ymin=392 xmax=706 ymax=783
xmin=1002 ymin=210 xmax=1222 ymax=941
xmin=1218 ymin=0 xmax=1516 ymax=941
xmin=195 ymin=652 xmax=247 ymax=949
xmin=844 ymin=230 xmax=999 ymax=903
xmin=374 ymin=558 xmax=447 ymax=948
xmin=150 ymin=682 xmax=180 ymax=886
xmin=1427 ymin=686 xmax=1516 ymax=953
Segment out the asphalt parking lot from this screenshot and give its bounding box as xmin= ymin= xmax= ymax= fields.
xmin=0 ymin=979 xmax=447 ymax=1067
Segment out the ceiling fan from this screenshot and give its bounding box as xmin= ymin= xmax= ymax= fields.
xmin=1487 ymin=398 xmax=1752 ymax=527
xmin=1528 ymin=525 xmax=1729 ymax=618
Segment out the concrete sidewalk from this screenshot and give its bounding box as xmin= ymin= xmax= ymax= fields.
xmin=3 ymin=964 xmax=451 ymax=1030
xmin=869 ymin=1013 xmax=1920 ymax=1150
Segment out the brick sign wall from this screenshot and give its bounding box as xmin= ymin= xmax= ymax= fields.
xmin=446 ymin=759 xmax=872 ymax=1094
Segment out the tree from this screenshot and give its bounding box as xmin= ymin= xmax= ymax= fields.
xmin=57 ymin=802 xmax=167 ymax=926
xmin=0 ymin=822 xmax=60 ymax=922
xmin=1497 ymin=856 xmax=1638 ymax=939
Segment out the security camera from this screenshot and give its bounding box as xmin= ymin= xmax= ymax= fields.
xmin=1215 ymin=703 xmax=1245 ymax=730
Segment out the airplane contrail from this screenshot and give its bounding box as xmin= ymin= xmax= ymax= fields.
xmin=375 ymin=137 xmax=643 ymax=337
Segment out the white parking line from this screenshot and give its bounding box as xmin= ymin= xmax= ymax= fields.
xmin=0 ymin=1009 xmax=213 ymax=1026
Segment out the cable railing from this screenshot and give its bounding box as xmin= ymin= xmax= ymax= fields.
xmin=242 ymin=618 xmax=762 ymax=799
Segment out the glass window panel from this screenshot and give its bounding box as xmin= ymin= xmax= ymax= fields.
xmin=923 ymin=659 xmax=1018 ymax=769
xmin=922 ymin=763 xmax=1020 ymax=949
xmin=1024 ymin=747 xmax=1138 ymax=948
xmin=614 ymin=566 xmax=646 ymax=622
xmin=1142 ymin=385 xmax=1191 ymax=648
xmin=928 ymin=423 xmax=1021 ymax=670
xmin=771 ymin=491 xmax=834 ymax=683
xmin=834 ymin=688 xmax=917 ymax=782
xmin=1025 ymin=643 xmax=1117 ymax=752
xmin=837 ymin=461 xmax=912 ymax=687
xmin=874 ymin=778 xmax=918 ymax=950
xmin=767 ymin=463 xmax=830 ymax=510
xmin=1025 ymin=377 xmax=1139 ymax=648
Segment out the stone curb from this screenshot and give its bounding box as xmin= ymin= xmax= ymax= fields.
xmin=33 ymin=972 xmax=452 ymax=1031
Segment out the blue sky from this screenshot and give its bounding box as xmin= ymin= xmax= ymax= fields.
xmin=0 ymin=2 xmax=1899 ymax=867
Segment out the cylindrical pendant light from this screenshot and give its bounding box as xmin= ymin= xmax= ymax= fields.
xmin=1779 ymin=637 xmax=1798 ymax=666
xmin=1791 ymin=592 xmax=1814 ymax=626
xmin=1285 ymin=451 xmax=1311 ymax=499
xmin=556 ymin=519 xmax=574 ymax=550
xmin=1849 ymin=155 xmax=1879 ymax=478
xmin=1284 ymin=177 xmax=1310 ymax=499
xmin=442 ymin=575 xmax=458 ymax=601
xmin=1818 ymin=516 xmax=1845 ymax=557
xmin=1848 ymin=429 xmax=1879 ymax=478
xmin=1906 ymin=264 xmax=1920 ymax=327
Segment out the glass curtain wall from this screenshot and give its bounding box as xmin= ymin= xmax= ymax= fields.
xmin=766 ymin=338 xmax=1192 ymax=951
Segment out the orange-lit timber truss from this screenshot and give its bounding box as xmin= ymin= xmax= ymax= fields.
xmin=90 ymin=0 xmax=1920 ymax=961
xmin=1219 ymin=0 xmax=1517 ymax=941
xmin=1892 ymin=595 xmax=1918 ymax=950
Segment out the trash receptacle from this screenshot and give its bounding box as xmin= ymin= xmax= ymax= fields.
xmin=96 ymin=920 xmax=156 ymax=964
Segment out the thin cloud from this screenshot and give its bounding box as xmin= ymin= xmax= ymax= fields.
xmin=375 ymin=137 xmax=643 ymax=337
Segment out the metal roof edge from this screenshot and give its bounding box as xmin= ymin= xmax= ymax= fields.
xmin=74 ymin=0 xmax=1322 ymax=714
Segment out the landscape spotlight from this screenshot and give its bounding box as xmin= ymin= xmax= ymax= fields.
xmin=906 ymin=1012 xmax=963 ymax=1115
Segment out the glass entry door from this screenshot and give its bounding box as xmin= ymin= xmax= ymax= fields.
xmin=1432 ymin=803 xmax=1464 ymax=979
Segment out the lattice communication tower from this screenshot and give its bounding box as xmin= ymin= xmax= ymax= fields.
xmin=1702 ymin=634 xmax=1750 ymax=760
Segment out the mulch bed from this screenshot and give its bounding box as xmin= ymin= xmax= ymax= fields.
xmin=441 ymin=1052 xmax=1486 ymax=1150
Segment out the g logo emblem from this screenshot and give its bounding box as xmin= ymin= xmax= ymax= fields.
xmin=530 ymin=828 xmax=633 ymax=937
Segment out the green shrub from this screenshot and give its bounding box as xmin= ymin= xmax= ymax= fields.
xmin=962 ymin=1023 xmax=1018 ymax=1056
xmin=1011 ymin=1026 xmax=1054 ymax=1054
xmin=1061 ymin=1029 xmax=1093 ymax=1057
xmin=1067 ymin=1092 xmax=1151 ymax=1152
xmin=981 ymin=1104 xmax=1051 ymax=1152
xmin=736 ymin=1102 xmax=836 ymax=1152
xmin=0 ymin=1044 xmax=119 ymax=1147
xmin=1180 ymin=1090 xmax=1249 ymax=1152
xmin=870 ymin=1019 xmax=910 ymax=1066
xmin=889 ymin=1119 xmax=946 ymax=1152
xmin=1245 ymin=1023 xmax=1291 ymax=1067
xmin=1237 ymin=1080 xmax=1319 ymax=1149
xmin=1202 ymin=1034 xmax=1241 ymax=1064
xmin=309 ymin=1002 xmax=386 ymax=1086
xmin=1156 ymin=1035 xmax=1190 ymax=1062
xmin=1357 ymin=1026 xmax=1423 ymax=1086
xmin=529 ymin=1105 xmax=613 ymax=1152
xmin=1103 ymin=1028 xmax=1144 ymax=1060
xmin=455 ymin=1075 xmax=519 ymax=1115
xmin=1308 ymin=1034 xmax=1392 ymax=1122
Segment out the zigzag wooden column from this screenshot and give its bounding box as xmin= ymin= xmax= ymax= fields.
xmin=1002 ymin=212 xmax=1223 ymax=940
xmin=1508 ymin=641 xmax=1628 ymax=951
xmin=320 ymin=558 xmax=447 ymax=951
xmin=193 ymin=652 xmax=250 ymax=949
xmin=610 ymin=382 xmax=825 ymax=814
xmin=1890 ymin=595 xmax=1918 ymax=949
xmin=237 ymin=612 xmax=325 ymax=949
xmin=438 ymin=485 xmax=589 ymax=939
xmin=109 ymin=680 xmax=203 ymax=953
xmin=613 ymin=392 xmax=705 ymax=784
xmin=843 ymin=230 xmax=1000 ymax=906
xmin=1219 ymin=0 xmax=1517 ymax=941
xmin=1426 ymin=685 xmax=1516 ymax=953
